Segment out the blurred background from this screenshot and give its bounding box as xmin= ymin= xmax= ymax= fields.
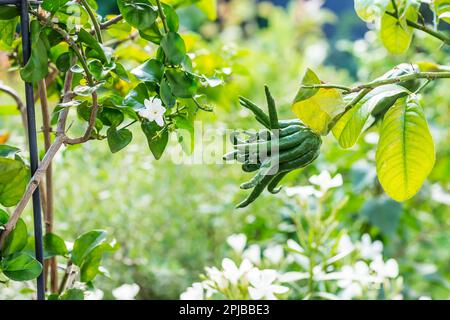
xmin=1 ymin=0 xmax=449 ymax=299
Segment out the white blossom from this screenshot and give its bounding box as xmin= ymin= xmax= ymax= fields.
xmin=370 ymin=257 xmax=399 ymax=279
xmin=309 ymin=170 xmax=343 ymax=193
xmin=112 ymin=283 xmax=140 ymax=300
xmin=264 ymin=245 xmax=284 ymax=265
xmin=227 ymin=234 xmax=247 ymax=254
xmin=247 ymin=269 xmax=289 ymax=300
xmin=84 ymin=289 xmax=104 ymax=300
xmin=285 ymin=186 xmax=323 ymax=200
xmin=243 ymin=244 xmax=261 ymax=265
xmin=359 ymin=234 xmax=383 ymax=260
xmin=180 ymin=282 xmax=204 ymax=300
xmin=139 ymin=98 xmax=166 ymax=127
xmin=222 ymin=258 xmax=253 ymax=285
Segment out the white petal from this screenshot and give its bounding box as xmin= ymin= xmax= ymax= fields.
xmin=144 ymin=99 xmax=152 ymax=109
xmin=260 ymin=269 xmax=278 ymax=286
xmin=155 ymin=115 xmax=165 ymax=127
xmin=248 ymin=287 xmax=264 ymax=300
xmin=270 ymin=285 xmax=289 ymax=294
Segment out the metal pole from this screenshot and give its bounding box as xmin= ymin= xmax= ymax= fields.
xmin=19 ymin=0 xmax=45 ymax=300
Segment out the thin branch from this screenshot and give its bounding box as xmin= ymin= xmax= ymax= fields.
xmin=301 ymin=71 xmax=450 ymax=93
xmin=156 ymin=0 xmax=169 ymax=33
xmin=80 ymin=0 xmax=103 ymax=43
xmin=100 ymin=14 xmax=123 ymax=29
xmin=385 ymin=11 xmax=450 ymax=45
xmin=0 ymin=84 xmax=28 ymax=136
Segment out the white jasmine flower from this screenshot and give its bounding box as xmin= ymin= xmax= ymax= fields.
xmin=247 ymin=269 xmax=289 ymax=300
xmin=112 ymin=283 xmax=140 ymax=300
xmin=339 ymin=282 xmax=363 ymax=300
xmin=285 ymin=186 xmax=323 ymax=200
xmin=226 ymin=234 xmax=247 ymax=254
xmin=243 ymin=244 xmax=261 ymax=265
xmin=84 ymin=289 xmax=104 ymax=300
xmin=337 ymin=234 xmax=354 ymax=254
xmin=180 ymin=282 xmax=204 ymax=300
xmin=222 ymin=258 xmax=253 ymax=285
xmin=309 ymin=170 xmax=343 ymax=193
xmin=264 ymin=245 xmax=284 ymax=265
xmin=278 ymin=272 xmax=309 ymax=283
xmin=337 ymin=261 xmax=371 ymax=288
xmin=139 ymin=98 xmax=166 ymax=127
xmin=287 ymin=239 xmax=305 ymax=254
xmin=205 ymin=266 xmax=227 ymax=290
xmin=359 ymin=234 xmax=383 ymax=260
xmin=370 ymin=257 xmax=399 ymax=279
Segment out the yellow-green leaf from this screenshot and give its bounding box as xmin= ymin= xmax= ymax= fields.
xmin=380 ymin=7 xmax=417 ymax=55
xmin=376 ymin=98 xmax=435 ymax=202
xmin=333 ymin=85 xmax=409 ymax=149
xmin=292 ymin=88 xmax=345 ymax=136
xmin=435 ymin=0 xmax=450 ymax=23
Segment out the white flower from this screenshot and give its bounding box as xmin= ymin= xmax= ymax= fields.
xmin=337 ymin=261 xmax=372 ymax=288
xmin=337 ymin=234 xmax=354 ymax=254
xmin=359 ymin=234 xmax=383 ymax=260
xmin=180 ymin=282 xmax=204 ymax=300
xmin=243 ymin=244 xmax=261 ymax=265
xmin=222 ymin=258 xmax=253 ymax=285
xmin=247 ymin=269 xmax=289 ymax=300
xmin=285 ymin=186 xmax=323 ymax=200
xmin=112 ymin=283 xmax=140 ymax=300
xmin=309 ymin=170 xmax=343 ymax=192
xmin=287 ymin=239 xmax=304 ymax=254
xmin=84 ymin=289 xmax=104 ymax=300
xmin=139 ymin=98 xmax=166 ymax=127
xmin=227 ymin=234 xmax=247 ymax=254
xmin=339 ymin=282 xmax=363 ymax=300
xmin=278 ymin=272 xmax=309 ymax=283
xmin=263 ymin=245 xmax=284 ymax=265
xmin=370 ymin=257 xmax=399 ymax=279
xmin=205 ymin=266 xmax=227 ymax=290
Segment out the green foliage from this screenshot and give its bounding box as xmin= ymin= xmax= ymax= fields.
xmin=1 ymin=253 xmax=43 ymax=281
xmin=0 ymin=147 xmax=29 ymax=207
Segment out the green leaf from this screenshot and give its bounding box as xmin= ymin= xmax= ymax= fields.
xmin=141 ymin=121 xmax=169 ymax=160
xmin=139 ymin=23 xmax=162 ymax=44
xmin=160 ymin=32 xmax=186 ymax=66
xmin=131 ymin=59 xmax=164 ymax=83
xmin=0 ymin=6 xmax=19 ymax=20
xmin=332 ymin=85 xmax=409 ymax=148
xmin=42 ymin=0 xmax=70 ymax=13
xmin=293 ymin=68 xmax=321 ymax=102
xmin=44 ymin=233 xmax=69 ymax=259
xmin=165 ymin=69 xmax=198 ymax=98
xmin=71 ymin=230 xmax=107 ymax=267
xmin=160 ymin=77 xmax=176 ymax=108
xmin=380 ymin=7 xmax=417 ymax=55
xmin=60 ymin=288 xmax=84 ymax=300
xmin=162 ymin=3 xmax=179 ymax=32
xmin=0 ymin=145 xmax=20 ymax=158
xmin=0 ymin=18 xmax=18 ymax=49
xmin=79 ymin=242 xmax=114 ymax=283
xmin=124 ymin=83 xmax=149 ymax=110
xmin=2 ymin=218 xmax=28 ymax=257
xmin=292 ymin=83 xmax=345 ymax=136
xmin=117 ymin=0 xmax=158 ymax=30
xmin=78 ymin=28 xmax=109 ymax=63
xmin=435 ymin=0 xmax=450 ymax=23
xmin=174 ymin=116 xmax=194 ymax=154
xmin=20 ymin=21 xmax=49 ymax=83
xmin=98 ymin=108 xmax=125 ymax=127
xmin=1 ymin=253 xmax=43 ymax=281
xmin=0 ymin=156 xmax=29 ymax=207
xmin=195 ymin=0 xmax=217 ymax=21
xmin=354 ymin=0 xmax=389 ymax=22
xmin=114 ymin=62 xmax=130 ymax=82
xmin=107 ymin=127 xmax=133 ymax=153
xmin=376 ymin=97 xmax=435 ymax=202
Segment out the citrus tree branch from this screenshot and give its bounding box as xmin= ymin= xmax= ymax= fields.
xmin=156 ymin=0 xmax=169 ymax=33
xmin=385 ymin=11 xmax=450 ymax=45
xmin=80 ymin=0 xmax=103 ymax=43
xmin=100 ymin=14 xmax=123 ymax=29
xmin=301 ymin=71 xmax=450 ymax=93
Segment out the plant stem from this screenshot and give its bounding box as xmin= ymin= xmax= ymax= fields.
xmin=0 ymin=84 xmax=28 ymax=137
xmin=80 ymin=0 xmax=103 ymax=43
xmin=100 ymin=14 xmax=123 ymax=30
xmin=156 ymin=0 xmax=169 ymax=33
xmin=38 ymin=80 xmax=58 ymax=294
xmin=385 ymin=11 xmax=450 ymax=45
